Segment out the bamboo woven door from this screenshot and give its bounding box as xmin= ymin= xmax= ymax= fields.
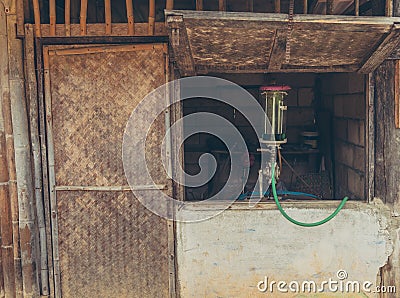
xmin=42 ymin=44 xmax=170 ymax=298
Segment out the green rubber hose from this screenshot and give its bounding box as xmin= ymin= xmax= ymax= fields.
xmin=271 ymin=164 xmax=348 ymax=227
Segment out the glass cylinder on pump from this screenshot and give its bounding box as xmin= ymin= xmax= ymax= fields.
xmin=259 ymin=85 xmax=290 ymax=142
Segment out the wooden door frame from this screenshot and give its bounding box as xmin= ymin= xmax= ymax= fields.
xmin=32 ymin=34 xmax=177 ymax=298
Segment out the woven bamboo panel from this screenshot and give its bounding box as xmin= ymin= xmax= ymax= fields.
xmin=49 ymin=48 xmax=167 ymax=186
xmin=47 ymin=45 xmax=169 ymax=297
xmin=57 ymin=191 xmax=168 ymax=298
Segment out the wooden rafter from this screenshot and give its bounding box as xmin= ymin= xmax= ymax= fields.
xmin=359 ymin=25 xmax=400 ymax=73
xmin=166 ymin=15 xmax=196 ymax=77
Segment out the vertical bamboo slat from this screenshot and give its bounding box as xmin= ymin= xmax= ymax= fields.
xmin=219 ymin=0 xmax=226 ymax=11
xmin=105 ymin=0 xmax=112 ymax=34
xmin=303 ymin=0 xmax=308 ymax=14
xmin=126 ymin=0 xmax=135 ymax=35
xmin=7 ymin=13 xmax=39 ymax=297
xmin=24 ymin=25 xmax=50 ymax=296
xmin=386 ymin=0 xmax=393 ymax=16
xmin=275 ymin=0 xmax=281 ymax=13
xmin=355 ymin=0 xmax=359 ymax=16
xmin=16 ymin=0 xmax=24 ymax=36
xmin=166 ymin=0 xmax=174 ymax=10
xmin=148 ymin=0 xmax=155 ymax=35
xmin=0 ymin=7 xmax=16 ymax=297
xmin=49 ymin=0 xmax=56 ymax=35
xmin=196 ymin=0 xmax=203 ymax=11
xmin=80 ymin=0 xmax=88 ymax=36
xmin=32 ymin=0 xmax=41 ymax=36
xmin=65 ymin=0 xmax=71 ymax=36
xmin=43 ymin=47 xmax=62 ymax=298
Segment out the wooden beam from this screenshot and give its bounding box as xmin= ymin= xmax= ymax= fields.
xmin=196 ymin=64 xmax=359 ymax=74
xmin=359 ymin=27 xmax=400 ymax=73
xmin=303 ymin=0 xmax=308 ymax=14
xmin=126 ymin=0 xmax=135 ymax=35
xmin=80 ymin=0 xmax=88 ymax=35
xmin=32 ymin=0 xmax=41 ymax=36
xmin=149 ymin=0 xmax=155 ymax=35
xmin=166 ymin=0 xmax=174 ymax=10
xmin=275 ymin=0 xmax=281 ymax=13
xmin=219 ymin=0 xmax=226 ymax=11
xmin=105 ymin=0 xmax=112 ymax=34
xmin=65 ymin=0 xmax=71 ymax=36
xmin=267 ymin=29 xmax=287 ymax=71
xmin=49 ymin=0 xmax=56 ymax=36
xmin=196 ymin=0 xmax=203 ymax=11
xmin=166 ymin=15 xmax=196 ymax=77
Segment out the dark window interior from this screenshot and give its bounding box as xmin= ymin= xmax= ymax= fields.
xmin=183 ymin=73 xmax=367 ymax=201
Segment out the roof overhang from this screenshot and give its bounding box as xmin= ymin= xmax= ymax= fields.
xmin=166 ymin=10 xmax=400 ymax=75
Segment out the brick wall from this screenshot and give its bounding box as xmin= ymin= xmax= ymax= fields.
xmin=319 ymin=73 xmax=366 ymax=199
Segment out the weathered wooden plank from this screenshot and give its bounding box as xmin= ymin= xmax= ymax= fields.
xmin=359 ymin=27 xmax=400 ymax=73
xmin=16 ymin=0 xmax=24 ymax=36
xmin=166 ymin=0 xmax=174 ymax=10
xmin=386 ymin=0 xmax=393 ymax=16
xmin=327 ymin=0 xmax=334 ymax=14
xmin=32 ymin=0 xmax=41 ymax=36
xmin=219 ymin=0 xmax=226 ymax=11
xmin=303 ymin=0 xmax=308 ymax=14
xmin=196 ymin=0 xmax=203 ymax=11
xmin=166 ymin=16 xmax=196 ymax=77
xmin=366 ymin=73 xmax=374 ymax=204
xmin=355 ymin=0 xmax=360 ymax=16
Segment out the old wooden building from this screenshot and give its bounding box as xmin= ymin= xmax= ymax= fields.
xmin=1 ymin=0 xmax=400 ymax=297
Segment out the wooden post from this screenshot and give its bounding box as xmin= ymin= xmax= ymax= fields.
xmin=275 ymin=0 xmax=281 ymax=13
xmin=395 ymin=61 xmax=400 ymax=128
xmin=49 ymin=0 xmax=56 ymax=35
xmin=105 ymin=0 xmax=112 ymax=34
xmin=355 ymin=0 xmax=359 ymax=16
xmin=219 ymin=0 xmax=226 ymax=11
xmin=196 ymin=0 xmax=203 ymax=11
xmin=166 ymin=0 xmax=174 ymax=10
xmin=0 ymin=6 xmax=16 ymax=297
xmin=148 ymin=0 xmax=155 ymax=35
xmin=126 ymin=0 xmax=135 ymax=35
xmin=65 ymin=0 xmax=71 ymax=36
xmin=303 ymin=0 xmax=308 ymax=14
xmin=32 ymin=0 xmax=41 ymax=36
xmin=327 ymin=0 xmax=334 ymax=14
xmin=80 ymin=0 xmax=88 ymax=35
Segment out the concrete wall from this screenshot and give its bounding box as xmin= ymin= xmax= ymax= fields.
xmin=177 ymin=201 xmax=396 ymax=297
xmin=319 ymin=74 xmax=366 ymax=199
